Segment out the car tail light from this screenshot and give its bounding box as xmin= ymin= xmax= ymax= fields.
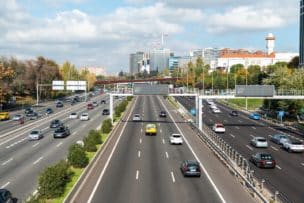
xmin=260 ymin=160 xmax=266 ymax=165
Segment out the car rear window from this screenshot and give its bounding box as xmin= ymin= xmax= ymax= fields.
xmin=173 ymin=134 xmax=181 ymax=138
xmin=31 ymin=131 xmax=39 ymax=134
xmin=257 ymin=138 xmax=266 ymax=142
xmin=291 ymin=141 xmax=303 ymax=145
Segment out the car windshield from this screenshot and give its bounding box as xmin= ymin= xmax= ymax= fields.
xmin=82 ymin=114 xmax=88 ymax=116
xmin=31 ymin=131 xmax=39 ymax=134
xmin=71 ymin=113 xmax=76 ymax=115
xmin=291 ymin=141 xmax=303 ymax=145
xmin=260 ymin=154 xmax=273 ymax=160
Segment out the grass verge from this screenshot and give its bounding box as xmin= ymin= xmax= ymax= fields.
xmin=220 ymin=98 xmax=263 ymax=111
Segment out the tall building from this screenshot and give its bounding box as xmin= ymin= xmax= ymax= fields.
xmin=129 ymin=52 xmax=144 ymax=75
xmin=149 ymin=48 xmax=171 ymax=72
xmin=300 ymin=0 xmax=304 ymax=66
xmin=192 ymin=48 xmax=220 ymax=65
xmin=169 ymin=56 xmax=181 ymax=72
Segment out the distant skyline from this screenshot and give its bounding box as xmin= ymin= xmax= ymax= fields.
xmin=0 ymin=0 xmax=299 ymax=73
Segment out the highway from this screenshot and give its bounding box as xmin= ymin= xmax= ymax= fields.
xmin=176 ymin=96 xmax=304 ymax=203
xmin=67 ymin=95 xmax=256 ymax=203
xmin=0 ymin=94 xmax=116 ymax=202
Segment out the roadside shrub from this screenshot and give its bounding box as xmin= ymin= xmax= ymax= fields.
xmin=127 ymin=96 xmax=133 ymax=101
xmin=101 ymin=119 xmax=112 ymax=134
xmin=38 ymin=160 xmax=71 ymax=199
xmin=114 ymin=105 xmax=122 ymax=117
xmin=88 ymin=130 xmax=102 ymax=145
xmin=83 ymin=135 xmax=97 ymax=152
xmin=68 ymin=144 xmax=89 ymax=168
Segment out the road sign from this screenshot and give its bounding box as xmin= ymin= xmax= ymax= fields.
xmin=133 ymin=84 xmax=168 ymax=95
xmin=52 ymin=80 xmax=64 ymax=90
xmin=66 ymin=81 xmax=87 ymax=91
xmin=235 ymin=85 xmax=274 ymax=97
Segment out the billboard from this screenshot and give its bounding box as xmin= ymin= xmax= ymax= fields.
xmin=133 ymin=84 xmax=168 ymax=95
xmin=235 ymin=85 xmax=274 ymax=97
xmin=52 ymin=80 xmax=64 ymax=90
xmin=66 ymin=81 xmax=87 ymax=91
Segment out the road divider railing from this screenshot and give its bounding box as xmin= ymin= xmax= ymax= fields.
xmin=169 ymin=96 xmax=281 ymax=203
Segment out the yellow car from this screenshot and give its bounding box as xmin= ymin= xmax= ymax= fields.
xmin=0 ymin=112 xmax=10 ymax=121
xmin=145 ymin=123 xmax=157 ymax=135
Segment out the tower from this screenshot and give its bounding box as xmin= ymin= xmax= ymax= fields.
xmin=300 ymin=0 xmax=304 ymax=66
xmin=266 ymin=33 xmax=275 ymax=55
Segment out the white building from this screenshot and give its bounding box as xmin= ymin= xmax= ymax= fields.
xmin=149 ymin=48 xmax=171 ymax=72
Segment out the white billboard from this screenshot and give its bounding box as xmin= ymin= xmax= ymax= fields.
xmin=52 ymin=80 xmax=64 ymax=90
xmin=66 ymin=80 xmax=86 ymax=91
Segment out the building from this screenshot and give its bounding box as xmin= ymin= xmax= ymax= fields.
xmin=215 ymin=33 xmax=298 ymax=71
xmin=169 ymin=56 xmax=181 ymax=72
xmin=300 ymin=0 xmax=304 ymax=66
xmin=149 ymin=48 xmax=171 ymax=72
xmin=79 ymin=67 xmax=107 ymax=76
xmin=129 ymin=52 xmax=144 ymax=75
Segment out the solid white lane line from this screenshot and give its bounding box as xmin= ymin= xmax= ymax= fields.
xmin=136 ymin=170 xmax=139 ymax=180
xmin=158 ymin=97 xmax=226 ymax=203
xmin=252 ymin=127 xmax=256 ymax=130
xmin=138 ymin=150 xmax=141 ymax=158
xmin=2 ymin=158 xmax=13 ymax=166
xmin=165 ymin=152 xmax=169 ymax=159
xmin=57 ymin=142 xmax=63 ymax=147
xmin=229 ymin=134 xmax=235 ymax=138
xmin=1 ymin=182 xmax=10 ymax=188
xmin=139 ymin=138 xmax=142 ymax=144
xmin=162 ymin=139 xmax=165 ymax=144
xmin=276 ymin=165 xmax=282 ymax=170
xmin=171 ymin=171 xmax=176 ymax=183
xmin=246 ymin=145 xmax=253 ymax=151
xmin=32 ymin=142 xmax=39 ymax=148
xmin=271 ymin=146 xmax=278 ymax=151
xmin=33 ymin=157 xmax=43 ymax=165
xmin=235 ymin=126 xmax=240 ymax=130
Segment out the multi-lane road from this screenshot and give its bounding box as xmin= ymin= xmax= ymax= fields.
xmin=0 ymin=94 xmax=115 ymax=202
xmin=176 ymin=96 xmax=304 ymax=203
xmin=66 ymin=95 xmax=256 ymax=203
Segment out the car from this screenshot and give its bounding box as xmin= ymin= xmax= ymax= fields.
xmin=87 ymin=103 xmax=94 ymax=110
xmin=50 ymin=119 xmax=63 ymax=128
xmin=92 ymin=101 xmax=98 ymax=107
xmin=145 ymin=123 xmax=157 ymax=135
xmin=250 ymin=137 xmax=268 ymax=148
xmin=45 ymin=108 xmax=53 ymax=115
xmin=70 ymin=100 xmax=77 ymax=105
xmin=80 ymin=113 xmax=90 ymax=121
xmin=212 ymin=108 xmax=221 ymax=113
xmin=206 ymin=99 xmax=214 ymax=105
xmin=56 ymin=101 xmax=64 ymax=108
xmin=250 ymin=153 xmax=276 ymax=168
xmin=53 ymin=126 xmax=70 ymax=138
xmin=180 ymin=160 xmax=201 ymax=177
xmin=74 ymin=96 xmax=81 ymax=102
xmin=159 ymin=111 xmax=167 ymax=118
xmin=102 ymin=109 xmax=110 ymax=115
xmin=270 ymin=134 xmax=290 ymax=145
xmin=0 ymin=112 xmax=10 ymax=121
xmin=12 ymin=114 xmax=24 ymax=121
xmin=209 ymin=105 xmax=218 ymax=109
xmin=0 ymin=189 xmax=13 ymax=203
xmin=69 ymin=112 xmax=78 ymax=119
xmin=170 ymin=134 xmax=183 ymax=145
xmin=27 ymin=112 xmax=40 ymax=120
xmin=282 ymin=140 xmax=304 ymax=153
xmin=249 ymin=113 xmax=261 ymax=120
xmin=101 ymin=99 xmax=106 ymax=104
xmin=132 ymin=114 xmax=141 ymax=121
xmin=212 ymin=123 xmax=225 ymax=133
xmin=229 ymin=110 xmax=238 ymax=116
xmin=24 ymin=107 xmax=33 ymax=114
xmin=28 ymin=130 xmax=43 ymax=141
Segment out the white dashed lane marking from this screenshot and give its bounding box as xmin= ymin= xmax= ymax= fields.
xmin=252 ymin=127 xmax=256 ymax=130
xmin=276 ymin=165 xmax=282 ymax=170
xmin=271 ymin=146 xmax=278 ymax=151
xmin=165 ymin=152 xmax=169 ymax=159
xmin=162 ymin=139 xmax=165 ymax=144
xmin=235 ymin=126 xmax=240 ymax=130
xmin=57 ymin=142 xmax=63 ymax=147
xmin=2 ymin=158 xmax=13 ymax=166
xmin=139 ymin=138 xmax=142 ymax=144
xmin=1 ymin=182 xmax=10 ymax=188
xmin=249 ymin=134 xmax=254 ymax=138
xmin=33 ymin=157 xmax=43 ymax=165
xmin=32 ymin=142 xmax=39 ymax=148
xmin=301 ymin=163 xmax=304 ymax=167
xmin=171 ymin=172 xmax=176 ymax=183
xmin=136 ymin=170 xmax=139 ymax=180
xmin=138 ymin=150 xmax=141 ymax=158
xmin=246 ymin=145 xmax=253 ymax=151
xmin=230 ymin=134 xmax=235 ymax=138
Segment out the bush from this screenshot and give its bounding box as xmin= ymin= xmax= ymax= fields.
xmin=88 ymin=130 xmax=102 ymax=145
xmin=68 ymin=144 xmax=89 ymax=168
xmin=114 ymin=106 xmax=122 ymax=117
xmin=38 ymin=160 xmax=71 ymax=199
xmin=83 ymin=135 xmax=97 ymax=152
xmin=127 ymin=96 xmax=133 ymax=101
xmin=101 ymin=119 xmax=112 ymax=134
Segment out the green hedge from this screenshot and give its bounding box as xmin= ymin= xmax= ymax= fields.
xmin=68 ymin=144 xmax=89 ymax=168
xmin=101 ymin=119 xmax=113 ymax=134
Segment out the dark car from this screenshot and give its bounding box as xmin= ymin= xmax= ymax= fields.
xmin=159 ymin=111 xmax=167 ymax=118
xmin=250 ymin=153 xmax=276 ymax=168
xmin=24 ymin=107 xmax=33 ymax=114
xmin=0 ymin=189 xmax=13 ymax=203
xmin=229 ymin=110 xmax=238 ymax=116
xmin=45 ymin=108 xmax=53 ymax=115
xmin=56 ymin=101 xmax=64 ymax=108
xmin=53 ymin=126 xmax=70 ymax=138
xmin=71 ymin=100 xmax=77 ymax=105
xmin=27 ymin=112 xmax=40 ymax=120
xmin=74 ymin=96 xmax=81 ymax=102
xmin=101 ymin=99 xmax=106 ymax=104
xmin=102 ymin=109 xmax=110 ymax=115
xmin=180 ymin=160 xmax=201 ymax=177
xmin=50 ymin=119 xmax=63 ymax=128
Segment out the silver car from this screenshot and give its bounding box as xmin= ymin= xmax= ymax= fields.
xmin=250 ymin=137 xmax=268 ymax=148
xmin=28 ymin=130 xmax=43 ymax=141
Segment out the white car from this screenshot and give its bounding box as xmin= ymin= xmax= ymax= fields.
xmin=12 ymin=114 xmax=24 ymax=121
xmin=132 ymin=114 xmax=141 ymax=122
xmin=206 ymin=99 xmax=214 ymax=105
xmin=170 ymin=134 xmax=183 ymax=145
xmin=212 ymin=108 xmax=221 ymax=113
xmin=80 ymin=113 xmax=90 ymax=121
xmin=250 ymin=137 xmax=268 ymax=148
xmin=92 ymin=101 xmax=98 ymax=107
xmin=69 ymin=112 xmax=78 ymax=119
xmin=212 ymin=123 xmax=225 ymax=133
xmin=209 ymin=105 xmax=218 ymax=109
xmin=282 ymin=140 xmax=304 ymax=152
xmin=28 ymin=130 xmax=43 ymax=141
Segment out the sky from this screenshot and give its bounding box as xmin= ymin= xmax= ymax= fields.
xmin=0 ymin=0 xmax=300 ymax=74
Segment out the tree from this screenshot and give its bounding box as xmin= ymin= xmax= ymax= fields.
xmin=288 ymin=56 xmax=299 ymax=69
xmin=101 ymin=119 xmax=113 ymax=134
xmin=68 ymin=144 xmax=89 ymax=168
xmin=60 ymin=61 xmax=79 ymax=81
xmin=0 ymin=63 xmax=15 ymax=104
